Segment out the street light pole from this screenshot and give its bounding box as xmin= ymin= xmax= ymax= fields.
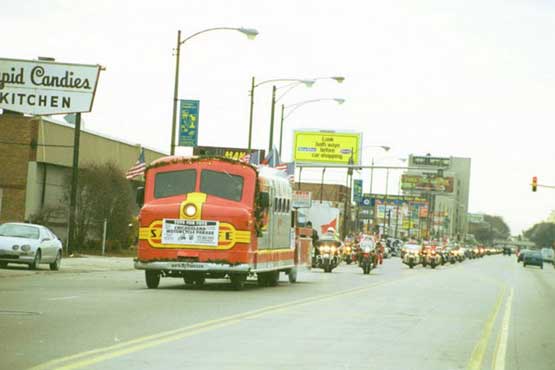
xmin=268 ymin=85 xmax=277 ymax=154
xmin=248 ymin=76 xmax=255 ymax=150
xmin=169 ymin=27 xmax=258 ymax=155
xmin=279 ymin=103 xmax=285 ymax=154
xmin=382 ymin=168 xmax=390 ymax=237
xmin=170 ymin=30 xmax=182 ymax=155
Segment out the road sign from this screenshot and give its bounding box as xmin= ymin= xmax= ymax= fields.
xmin=292 ymin=191 xmax=312 ymax=208
xmin=293 ymin=130 xmax=362 ymax=165
xmin=0 ymin=57 xmax=101 ymax=115
xmin=178 ymin=99 xmax=200 ymax=147
xmin=353 ymin=179 xmax=363 ymax=203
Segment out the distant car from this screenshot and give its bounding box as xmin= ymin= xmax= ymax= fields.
xmin=523 ymin=251 xmax=543 ymax=269
xmin=540 ymin=248 xmax=554 ymax=263
xmin=517 ymin=249 xmax=531 ymax=263
xmin=0 ymin=223 xmax=62 ymax=270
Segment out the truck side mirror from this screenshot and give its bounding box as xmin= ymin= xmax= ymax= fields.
xmin=136 ymin=187 xmax=145 ymax=207
xmin=259 ymin=192 xmax=270 ymax=208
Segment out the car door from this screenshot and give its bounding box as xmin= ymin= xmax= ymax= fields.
xmin=39 ymin=227 xmax=55 ymax=262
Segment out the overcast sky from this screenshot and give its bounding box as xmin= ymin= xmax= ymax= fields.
xmin=2 ymin=0 xmax=554 ymax=234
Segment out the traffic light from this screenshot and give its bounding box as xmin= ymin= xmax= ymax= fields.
xmin=532 ymin=176 xmax=538 ymax=192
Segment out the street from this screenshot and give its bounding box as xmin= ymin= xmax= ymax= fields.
xmin=1 ymin=256 xmax=554 ymax=370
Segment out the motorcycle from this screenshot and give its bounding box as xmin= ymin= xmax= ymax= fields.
xmin=358 ymin=240 xmax=376 ymax=274
xmin=343 ymin=241 xmax=355 ymax=265
xmin=403 ymin=248 xmax=421 ymax=269
xmin=448 ymin=249 xmax=458 ymax=264
xmin=424 ymin=249 xmax=442 ymax=269
xmin=312 ymin=238 xmax=342 ymax=273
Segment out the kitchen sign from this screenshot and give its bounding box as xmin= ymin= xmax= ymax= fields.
xmin=0 ymin=58 xmax=101 ymax=115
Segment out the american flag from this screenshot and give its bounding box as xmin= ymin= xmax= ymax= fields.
xmin=276 ymin=161 xmax=295 ymax=185
xmin=262 ymin=146 xmax=280 ymax=168
xmin=239 ymin=153 xmax=251 ymax=163
xmin=126 ymin=148 xmax=146 ymax=180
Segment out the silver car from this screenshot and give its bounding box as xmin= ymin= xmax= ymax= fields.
xmin=0 ymin=223 xmax=62 ymax=270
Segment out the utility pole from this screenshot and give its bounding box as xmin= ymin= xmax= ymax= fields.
xmin=67 ymin=112 xmax=82 ymax=255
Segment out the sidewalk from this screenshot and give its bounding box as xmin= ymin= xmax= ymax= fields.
xmin=0 ymin=254 xmax=135 ymax=278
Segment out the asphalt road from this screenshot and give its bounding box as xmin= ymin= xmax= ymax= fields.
xmin=1 ymin=255 xmax=554 ymax=370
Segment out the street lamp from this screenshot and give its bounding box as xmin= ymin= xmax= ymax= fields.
xmin=247 ymin=78 xmax=314 ymax=151
xmin=361 ymin=146 xmax=391 ymax=194
xmin=248 ymin=76 xmax=345 ymax=151
xmin=170 ymin=27 xmax=259 ymax=155
xmin=278 ymin=98 xmax=345 ymax=155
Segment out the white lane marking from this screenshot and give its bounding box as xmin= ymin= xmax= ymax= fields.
xmin=46 ymin=296 xmax=80 ymax=301
xmin=493 ymin=287 xmax=514 ymax=370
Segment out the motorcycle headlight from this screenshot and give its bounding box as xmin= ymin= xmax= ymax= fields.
xmin=364 ymin=247 xmax=371 ymax=253
xmin=21 ymin=245 xmax=31 ymax=252
xmin=346 ymin=247 xmax=351 ymax=253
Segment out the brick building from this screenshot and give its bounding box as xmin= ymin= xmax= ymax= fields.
xmin=0 ymin=111 xmax=166 ymax=236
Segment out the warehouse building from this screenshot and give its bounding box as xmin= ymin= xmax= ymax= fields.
xmin=0 ymin=110 xmax=166 ymax=237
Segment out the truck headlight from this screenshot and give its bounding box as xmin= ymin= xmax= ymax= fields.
xmin=184 ymin=204 xmax=197 ymax=217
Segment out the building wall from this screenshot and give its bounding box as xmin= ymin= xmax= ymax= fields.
xmin=296 ymin=182 xmax=350 ymax=205
xmin=0 ymin=113 xmax=167 ymax=236
xmin=404 ymin=155 xmax=471 ymax=240
xmin=0 ymin=112 xmax=38 ymax=223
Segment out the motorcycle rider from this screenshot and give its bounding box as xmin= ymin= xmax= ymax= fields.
xmin=376 ymin=240 xmax=385 ymax=265
xmin=307 ymin=221 xmax=319 ymax=256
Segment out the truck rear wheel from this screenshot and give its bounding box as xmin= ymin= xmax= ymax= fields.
xmin=145 ymin=270 xmax=160 ymax=289
xmin=288 ymin=268 xmax=298 ymax=283
xmin=230 ymin=274 xmax=247 ymax=290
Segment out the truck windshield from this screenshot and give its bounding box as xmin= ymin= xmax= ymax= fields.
xmin=154 ymin=169 xmax=196 ymax=198
xmin=200 ymin=170 xmax=244 ymax=202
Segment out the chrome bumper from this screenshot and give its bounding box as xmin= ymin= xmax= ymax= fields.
xmin=134 ymin=260 xmax=251 ymax=273
xmin=0 ymin=250 xmax=36 ymax=263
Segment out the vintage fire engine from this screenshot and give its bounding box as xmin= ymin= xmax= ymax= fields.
xmin=134 ymin=156 xmax=312 ymax=290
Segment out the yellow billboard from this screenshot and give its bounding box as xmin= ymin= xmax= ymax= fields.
xmin=293 ymin=131 xmax=362 ymax=165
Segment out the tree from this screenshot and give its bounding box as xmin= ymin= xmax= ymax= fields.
xmin=468 ymin=214 xmax=511 ymax=244
xmin=65 ymin=162 xmax=135 ymax=252
xmin=524 ymin=222 xmax=555 ymax=248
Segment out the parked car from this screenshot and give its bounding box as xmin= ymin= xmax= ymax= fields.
xmin=0 ymin=222 xmax=62 ymax=270
xmin=523 ymin=251 xmax=544 ymax=269
xmin=540 ymin=248 xmax=554 ymax=263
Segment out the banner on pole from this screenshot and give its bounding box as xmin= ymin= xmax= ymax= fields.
xmin=179 ymin=99 xmax=200 ymax=147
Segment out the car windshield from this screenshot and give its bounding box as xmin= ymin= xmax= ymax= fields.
xmin=405 ymin=244 xmax=420 ymax=250
xmin=154 ymin=169 xmax=196 ymax=199
xmin=0 ymin=224 xmax=40 ymax=239
xmin=200 ymin=170 xmax=244 ymax=202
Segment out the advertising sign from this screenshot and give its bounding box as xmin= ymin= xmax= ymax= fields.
xmin=353 ymin=179 xmax=363 ymax=203
xmin=178 ymin=99 xmax=200 ymax=147
xmin=411 ymin=156 xmax=450 ymax=168
xmin=161 ymin=219 xmax=219 ymax=246
xmin=293 ymin=130 xmax=362 ymax=165
xmin=401 ymin=174 xmax=454 ymax=193
xmin=468 ymin=213 xmax=485 ymax=224
xmin=0 ymin=58 xmax=101 ymax=115
xmin=193 ymin=146 xmax=265 ymax=162
xmin=292 ymin=191 xmax=312 ymax=208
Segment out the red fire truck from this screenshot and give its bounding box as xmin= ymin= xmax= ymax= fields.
xmin=134 ymin=156 xmax=312 ymax=290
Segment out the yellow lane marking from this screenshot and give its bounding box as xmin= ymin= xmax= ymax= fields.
xmin=55 ymin=320 xmax=240 ymax=370
xmin=466 ymin=286 xmax=507 ymax=370
xmin=492 ymin=288 xmax=514 ymax=370
xmin=29 ymin=277 xmax=411 ymax=370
